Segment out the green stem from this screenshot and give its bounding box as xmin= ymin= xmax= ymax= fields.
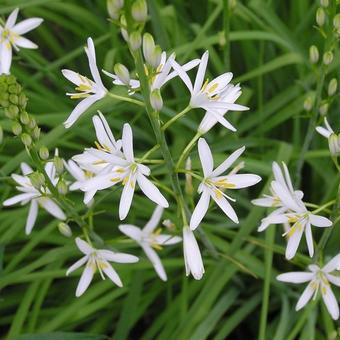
xmin=161 ymin=105 xmax=191 ymax=131
xmin=176 ymin=132 xmax=202 ymax=170
xmin=223 ymin=0 xmax=231 ymax=70
xmin=311 ymin=199 xmax=335 ymax=214
xmin=139 ymin=144 xmax=160 ymax=162
xmin=107 ymin=91 xmax=145 ymax=107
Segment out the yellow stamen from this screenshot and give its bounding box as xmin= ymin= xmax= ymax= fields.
xmin=207 ymin=82 xmax=218 ymax=93
xmin=201 ymin=79 xmax=209 ymax=92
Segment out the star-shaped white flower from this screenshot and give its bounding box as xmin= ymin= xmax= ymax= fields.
xmin=62 ymin=37 xmax=107 ymax=128
xmin=171 ymin=51 xmax=248 ymax=132
xmin=0 ymin=8 xmax=43 ymax=74
xmin=190 ymin=138 xmax=261 ymax=230
xmin=316 ymin=117 xmax=340 ymax=156
xmin=81 ymin=123 xmax=169 ymax=220
xmin=183 ymin=226 xmax=204 ymax=280
xmin=119 ymin=206 xmax=182 ymax=281
xmin=3 ymin=161 xmax=66 ymax=234
xmin=66 ymin=237 xmax=139 ymax=297
xmin=277 ymin=254 xmax=340 ymax=320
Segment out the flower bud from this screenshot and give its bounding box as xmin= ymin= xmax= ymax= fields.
xmin=150 ymin=89 xmax=163 ymax=111
xmin=319 ymin=102 xmax=328 ymax=116
xmin=129 ymin=31 xmax=142 ymax=50
xmin=131 ymin=0 xmax=148 ymax=23
xmin=328 ymin=134 xmax=340 ymax=156
xmin=18 ymin=92 xmax=27 ymax=108
xmin=58 ymin=222 xmax=72 ymax=238
xmin=143 ymin=33 xmax=155 ymax=65
xmin=21 ymin=133 xmax=32 ymax=146
xmin=328 ymin=78 xmax=337 ymax=96
xmin=9 ymin=94 xmax=18 ymax=105
xmin=316 ymin=8 xmax=326 ymax=26
xmin=29 ymin=172 xmax=45 ymax=189
xmin=20 ymin=111 xmax=30 ymax=125
xmin=303 ymin=95 xmax=314 ymax=111
xmin=11 ymin=122 xmax=22 ymax=135
xmin=28 ymin=117 xmax=36 ymax=130
xmin=0 ymin=125 xmax=3 ymax=145
xmin=57 ymin=179 xmax=68 ymax=195
xmin=32 ymin=126 xmax=40 ymax=140
xmin=39 ymin=146 xmax=49 ymax=160
xmin=162 ymin=219 xmax=175 ymax=230
xmin=5 ymin=105 xmax=19 ymax=119
xmin=323 ymin=51 xmax=333 ymax=65
xmin=309 ymin=45 xmax=319 ymax=64
xmin=185 ymin=157 xmax=193 ymax=196
xmin=107 ymin=0 xmax=124 ymax=19
xmin=149 ymin=45 xmax=162 ymax=68
xmin=120 ymin=15 xmax=129 ymax=42
xmin=333 ymin=14 xmax=340 ymax=30
xmin=320 ymin=0 xmax=329 ymax=7
xmin=114 ymin=63 xmax=130 ymax=85
xmin=54 ymin=156 xmax=64 ymax=174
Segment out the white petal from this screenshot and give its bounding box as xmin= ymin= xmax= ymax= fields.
xmin=66 ymin=255 xmax=89 ymax=275
xmin=276 ymin=272 xmax=314 ymax=283
xmin=252 ymin=197 xmax=276 ymax=207
xmin=262 ymin=213 xmax=289 ymax=225
xmin=217 ymin=174 xmax=261 ymax=189
xmin=118 ymin=224 xmax=143 ymax=242
xmin=282 ymin=162 xmax=295 ymax=194
xmin=296 ymin=281 xmax=315 ymax=311
xmin=137 ymin=174 xmax=169 ymax=208
xmin=142 ymin=244 xmax=167 ymax=281
xmin=12 ymin=17 xmax=43 ymax=34
xmin=76 ymin=264 xmax=94 ymax=297
xmin=85 ymin=37 xmax=105 ymax=89
xmin=154 ymin=234 xmax=182 ymax=245
xmin=101 ymin=261 xmax=123 ymax=287
xmin=25 ymin=200 xmax=38 ymax=234
xmin=21 ymin=163 xmax=33 ymax=175
xmin=326 ymin=274 xmax=340 ymax=287
xmin=15 ymin=37 xmax=37 ymax=49
xmin=305 ymin=222 xmax=314 ymax=257
xmin=198 ymin=138 xmax=213 ymax=177
xmin=122 ymin=123 xmax=134 ymax=162
xmin=98 ymin=250 xmax=139 ymax=263
xmin=323 ymin=254 xmax=340 ymax=273
xmin=6 ymin=8 xmax=19 ymax=29
xmin=81 ymin=173 xmax=118 ymax=192
xmin=193 ymin=51 xmax=209 ymax=94
xmin=211 ymin=191 xmax=238 ymax=223
xmin=285 ymin=220 xmax=305 ymax=260
xmin=211 ymin=146 xmax=245 ymax=177
xmin=39 ymin=197 xmax=66 ymax=220
xmin=271 ymin=181 xmax=302 ymax=212
xmin=272 ymin=162 xmax=286 ymax=186
xmin=205 ymin=110 xmax=237 ymax=132
xmin=62 ymin=69 xmax=83 ymax=86
xmin=119 ymin=173 xmax=136 ymax=220
xmin=309 ymin=214 xmax=332 ymax=228
xmin=321 ymin=283 xmax=339 ymax=320
xmin=75 ymin=237 xmax=93 ymax=255
xmin=144 ymin=205 xmax=164 ymax=233
xmin=3 ymin=192 xmax=37 ymax=206
xmin=64 ymin=95 xmax=100 ymax=128
xmin=92 ymin=112 xmax=117 ymax=151
xmin=0 ymin=42 xmax=12 ymax=75
xmin=316 ymin=126 xmax=331 ymax=138
xmin=190 ymin=188 xmax=210 ymax=230
xmin=170 ymin=59 xmax=193 ymax=92
xmin=65 ymin=160 xmax=84 ymax=181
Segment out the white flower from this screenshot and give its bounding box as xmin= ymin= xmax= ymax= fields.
xmin=66 ymin=237 xmax=139 ymax=297
xmin=277 ymin=254 xmax=340 ymax=320
xmin=183 ymin=226 xmax=204 ymax=280
xmin=62 ymin=38 xmax=107 ymax=128
xmin=3 ymin=161 xmax=66 ymax=234
xmin=316 ymin=117 xmax=340 ymax=156
xmin=119 ymin=206 xmax=181 ymax=281
xmin=190 ymin=138 xmax=261 ymax=230
xmin=171 ymin=51 xmax=248 ymax=132
xmin=255 ymin=162 xmax=332 ymax=259
xmin=0 ymin=8 xmax=43 ymax=74
xmin=81 ymin=123 xmax=169 ymax=219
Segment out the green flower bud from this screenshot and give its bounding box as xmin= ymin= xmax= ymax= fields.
xmin=129 ymin=31 xmax=142 ymax=50
xmin=20 ymin=111 xmax=30 ymax=125
xmin=0 ymin=125 xmax=3 ymax=145
xmin=11 ymin=122 xmax=22 ymax=136
xmin=149 ymin=45 xmax=162 ymax=68
xmin=319 ymin=102 xmax=328 ymax=116
xmin=131 ymin=0 xmax=148 ymax=23
xmin=114 ymin=63 xmax=130 ymax=85
xmin=303 ymin=94 xmax=315 ymax=111
xmin=150 ymin=89 xmax=163 ymax=111
xmin=9 ymin=94 xmax=18 ymax=105
xmin=143 ymin=33 xmax=155 ymax=65
xmin=320 ymin=0 xmax=329 ymax=7
xmin=1 ymin=100 xmax=10 ymax=108
xmin=333 ymin=14 xmax=340 ymax=30
xmin=57 ymin=179 xmax=68 ymax=195
xmin=6 ymin=75 xmax=16 ymax=85
xmin=7 ymin=105 xmax=19 ymax=118
xmin=29 ymin=172 xmax=45 ymax=189
xmin=39 ymin=146 xmax=49 ymax=160
xmin=323 ymin=51 xmax=333 ymax=65
xmin=328 ymin=134 xmax=340 ymax=156
xmin=58 ymin=222 xmax=72 ymax=238
xmin=18 ymin=92 xmax=27 ymax=108
xmin=316 ymin=8 xmax=326 ymax=26
xmin=107 ymin=0 xmax=124 ymax=19
xmin=28 ymin=117 xmax=37 ymax=130
xmin=32 ymin=127 xmax=41 ymax=140
xmin=185 ymin=157 xmax=193 ymax=196
xmin=120 ymin=15 xmax=129 ymax=42
xmin=328 ymin=78 xmax=337 ymax=96
xmin=54 ymin=156 xmax=64 ymax=174
xmin=21 ymin=133 xmax=32 ymax=146
xmin=309 ymin=45 xmax=319 ymax=64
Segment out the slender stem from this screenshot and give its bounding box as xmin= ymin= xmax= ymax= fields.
xmin=139 ymin=144 xmax=160 ymax=162
xmin=176 ymin=132 xmax=201 ymax=170
xmin=107 ymin=91 xmax=145 ymax=107
xmin=223 ymin=0 xmax=230 ymax=70
xmin=311 ymin=199 xmax=335 ymax=214
xmin=161 ymin=105 xmax=191 ymax=131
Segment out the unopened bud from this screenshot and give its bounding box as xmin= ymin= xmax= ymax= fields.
xmin=107 ymin=0 xmax=124 ymax=19
xmin=320 ymin=0 xmax=329 ymax=7
xmin=309 ymin=45 xmax=319 ymax=64
xmin=328 ymin=78 xmax=337 ymax=96
xmin=29 ymin=172 xmax=45 ymax=189
xmin=18 ymin=93 xmax=27 ymax=108
xmin=329 ymin=134 xmax=340 ymax=156
xmin=20 ymin=111 xmax=30 ymax=125
xmin=0 ymin=125 xmax=3 ymax=144
xmin=114 ymin=63 xmax=130 ymax=85
xmin=120 ymin=15 xmax=129 ymax=42
xmin=39 ymin=146 xmax=49 ymax=160
xmin=132 ymin=0 xmax=147 ymax=23
xmin=58 ymin=222 xmax=72 ymax=237
xmin=303 ymin=95 xmax=314 ymax=111
xmin=149 ymin=45 xmax=162 ymax=68
xmin=129 ymin=31 xmax=142 ymax=50
xmin=54 ymin=156 xmax=64 ymax=174
xmin=9 ymin=94 xmax=18 ymax=105
xmin=143 ymin=33 xmax=155 ymax=65
xmin=333 ymin=14 xmax=340 ymax=30
xmin=6 ymin=105 xmax=19 ymax=119
xmin=28 ymin=117 xmax=36 ymax=130
xmin=323 ymin=51 xmax=333 ymax=65
xmin=162 ymin=219 xmax=175 ymax=230
xmin=57 ymin=180 xmax=68 ymax=195
xmin=21 ymin=133 xmax=32 ymax=146
xmin=185 ymin=157 xmax=193 ymax=196
xmin=32 ymin=126 xmax=40 ymax=140
xmin=150 ymin=89 xmax=163 ymax=111
xmin=319 ymin=102 xmax=329 ymax=116
xmin=316 ymin=8 xmax=326 ymax=26
xmin=11 ymin=122 xmax=22 ymax=135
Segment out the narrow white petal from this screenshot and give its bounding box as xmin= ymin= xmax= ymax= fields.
xmin=101 ymin=261 xmax=123 ymax=287
xmin=271 ymin=181 xmax=302 ymax=212
xmin=118 ymin=224 xmax=143 ymax=242
xmin=296 ymin=281 xmax=315 ymax=311
xmin=93 ymin=112 xmax=117 ymax=151
xmin=190 ymin=189 xmax=210 ymax=230
xmin=62 ymin=69 xmax=83 ymax=86
xmin=12 ymin=18 xmax=43 ymax=34
xmin=122 ymin=123 xmax=134 ymax=162
xmin=170 ymin=59 xmax=193 ymax=92
xmin=85 ymin=37 xmax=105 ymax=89
xmin=154 ymin=234 xmax=182 ymax=245
xmin=75 ymin=237 xmax=93 ymax=255
xmin=309 ymin=214 xmax=332 ymax=228
xmin=272 ymin=162 xmax=286 ymax=186
xmin=305 ymin=222 xmax=314 ymax=257
xmin=66 ymin=256 xmax=89 ymax=275
xmin=285 ymin=221 xmax=305 ymax=260
xmin=25 ymin=200 xmax=38 ymax=235
xmin=39 ymin=197 xmax=66 ymax=220
xmin=0 ymin=43 xmax=12 ymax=75
xmin=119 ymin=174 xmax=136 ymax=220
xmin=277 ymin=272 xmax=314 ymax=283
xmin=65 ymin=160 xmax=84 ymax=181
xmin=321 ymin=283 xmax=339 ymax=320
xmin=76 ymin=264 xmax=94 ymax=297
xmin=323 ymin=254 xmax=340 ymax=273
xmin=14 ymin=37 xmax=37 ymax=49
xmin=6 ymin=8 xmax=19 ymax=29
xmin=282 ymin=162 xmax=295 ymax=194
xmin=252 ymin=197 xmax=276 ymax=207
xmin=193 ymin=51 xmax=209 ymax=94
xmin=3 ymin=192 xmax=37 ymax=206
xmin=205 ymin=110 xmax=237 ymax=132
xmin=326 ymin=274 xmax=340 ymax=287
xmin=211 ymin=146 xmax=245 ymax=177
xmin=21 ymin=163 xmax=33 ymax=175
xmin=144 ymin=205 xmax=164 ymax=233
xmin=99 ymin=250 xmax=139 ymax=263
xmin=137 ymin=174 xmax=169 ymax=208
xmin=218 ymin=174 xmax=261 ymax=189
xmin=198 ymin=138 xmax=214 ymax=177
xmin=142 ymin=244 xmax=167 ymax=281
xmin=316 ymin=126 xmax=331 ymax=138
xmin=262 ymin=213 xmax=289 ymax=225
xmin=211 ymin=192 xmax=238 ymax=223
